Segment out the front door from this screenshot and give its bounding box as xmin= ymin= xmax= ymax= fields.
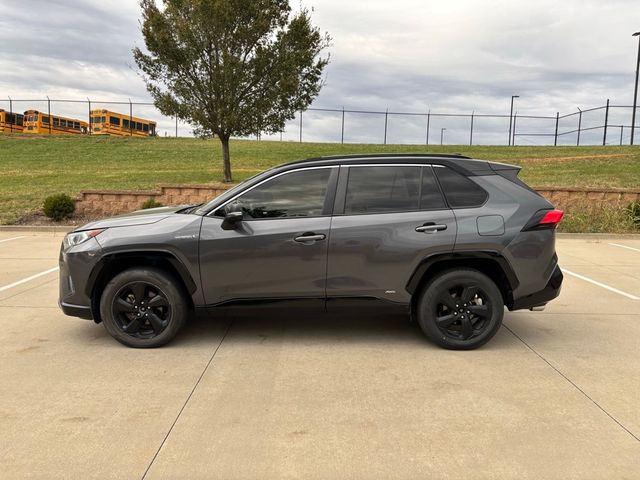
xmin=199 ymin=166 xmax=338 ymax=306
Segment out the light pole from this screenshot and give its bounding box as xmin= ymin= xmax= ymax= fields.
xmin=631 ymin=32 xmax=640 ymax=145
xmin=440 ymin=128 xmax=446 ymax=145
xmin=508 ymin=95 xmax=519 ymax=146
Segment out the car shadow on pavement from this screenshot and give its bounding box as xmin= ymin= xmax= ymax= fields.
xmin=68 ymin=312 xmax=518 ymax=350
xmin=175 ymin=312 xmax=424 ymax=346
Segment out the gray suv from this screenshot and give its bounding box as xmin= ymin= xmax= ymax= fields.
xmin=59 ymin=154 xmax=563 ymax=349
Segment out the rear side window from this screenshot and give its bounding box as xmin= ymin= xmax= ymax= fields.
xmin=345 ymin=166 xmax=420 ymax=214
xmin=434 ymin=167 xmax=488 ymax=208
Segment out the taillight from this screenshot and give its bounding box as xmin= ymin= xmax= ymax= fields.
xmin=523 ymin=209 xmax=564 ymax=231
xmin=539 ymin=210 xmax=564 ymax=226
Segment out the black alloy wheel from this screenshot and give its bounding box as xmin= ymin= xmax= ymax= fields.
xmin=112 ymin=281 xmax=171 ymax=338
xmin=433 ymin=285 xmax=492 ymax=341
xmin=100 ymin=268 xmax=188 ymax=348
xmin=417 ymin=269 xmax=504 ymax=350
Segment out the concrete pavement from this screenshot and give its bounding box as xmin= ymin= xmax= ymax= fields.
xmin=0 ymin=233 xmax=639 ymax=479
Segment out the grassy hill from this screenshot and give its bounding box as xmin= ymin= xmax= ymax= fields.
xmin=0 ymin=134 xmax=639 ymax=229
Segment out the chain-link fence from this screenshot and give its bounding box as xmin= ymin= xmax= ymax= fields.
xmin=1 ymin=96 xmax=638 ymax=146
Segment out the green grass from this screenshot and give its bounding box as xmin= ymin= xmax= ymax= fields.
xmin=1 ymin=134 xmax=639 ymax=226
xmin=560 ymin=202 xmax=638 ymax=234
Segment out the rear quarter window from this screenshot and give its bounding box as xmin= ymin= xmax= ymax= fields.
xmin=434 ymin=167 xmax=488 ymax=208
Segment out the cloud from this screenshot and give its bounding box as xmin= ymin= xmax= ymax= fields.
xmin=1 ymin=0 xmax=638 ymax=143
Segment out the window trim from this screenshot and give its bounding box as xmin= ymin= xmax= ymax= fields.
xmin=209 ymin=166 xmax=339 ymax=220
xmin=333 ymin=164 xmax=449 ymax=216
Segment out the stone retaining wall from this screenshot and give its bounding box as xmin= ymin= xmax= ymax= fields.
xmin=75 ymin=184 xmax=640 ymax=217
xmin=535 ymin=187 xmax=640 ymax=211
xmin=75 ymin=184 xmax=231 ymax=216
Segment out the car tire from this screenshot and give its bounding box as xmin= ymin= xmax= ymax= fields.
xmin=99 ymin=267 xmax=188 ymax=348
xmin=417 ymin=268 xmax=504 ymax=350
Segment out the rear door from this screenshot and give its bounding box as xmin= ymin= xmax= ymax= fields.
xmin=326 ymin=164 xmax=457 ymax=306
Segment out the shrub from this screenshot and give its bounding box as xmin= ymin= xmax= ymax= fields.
xmin=141 ymin=198 xmax=163 ymax=209
xmin=43 ymin=193 xmax=75 ymax=221
xmin=625 ymin=201 xmax=640 ymax=228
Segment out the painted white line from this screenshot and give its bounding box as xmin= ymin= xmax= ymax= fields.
xmin=0 ymin=236 xmax=27 ymax=244
xmin=563 ymin=268 xmax=640 ymax=301
xmin=609 ymin=242 xmax=640 ymax=253
xmin=0 ymin=267 xmax=59 ymax=293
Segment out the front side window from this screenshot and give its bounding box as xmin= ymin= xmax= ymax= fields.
xmin=110 ymin=116 xmax=120 ymax=126
xmin=345 ymin=166 xmax=421 ymax=215
xmin=226 ymin=168 xmax=332 ymax=219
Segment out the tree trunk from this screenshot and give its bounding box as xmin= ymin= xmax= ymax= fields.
xmin=220 ymin=135 xmax=232 ymax=183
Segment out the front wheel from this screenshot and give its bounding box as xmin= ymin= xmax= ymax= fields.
xmin=99 ymin=268 xmax=188 ymax=348
xmin=417 ymin=269 xmax=504 ymax=350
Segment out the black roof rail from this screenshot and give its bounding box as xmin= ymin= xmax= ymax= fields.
xmin=284 ymin=152 xmax=472 ymax=166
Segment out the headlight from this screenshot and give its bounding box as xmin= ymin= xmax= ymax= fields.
xmin=63 ymin=229 xmax=106 ymax=251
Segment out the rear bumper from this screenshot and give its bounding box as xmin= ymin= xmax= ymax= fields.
xmin=511 ymin=266 xmax=563 ymax=311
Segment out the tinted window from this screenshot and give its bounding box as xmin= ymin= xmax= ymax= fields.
xmin=420 ymin=167 xmax=447 ymax=209
xmin=110 ymin=116 xmax=120 ymax=126
xmin=230 ymin=168 xmax=331 ymax=219
xmin=41 ymin=116 xmax=49 ymax=124
xmin=435 ymin=167 xmax=488 ymax=208
xmin=345 ymin=166 xmax=420 ymax=214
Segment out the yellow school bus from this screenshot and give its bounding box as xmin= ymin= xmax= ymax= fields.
xmin=23 ymin=110 xmax=88 ymax=135
xmin=0 ymin=109 xmax=24 ymax=133
xmin=90 ymin=109 xmax=156 ymax=137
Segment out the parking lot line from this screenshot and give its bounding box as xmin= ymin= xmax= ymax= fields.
xmin=563 ymin=268 xmax=640 ymax=300
xmin=0 ymin=266 xmax=59 ymax=293
xmin=0 ymin=236 xmax=27 ymax=244
xmin=609 ymin=243 xmax=640 ymax=253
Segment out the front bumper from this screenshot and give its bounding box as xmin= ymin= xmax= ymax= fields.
xmin=59 ymin=300 xmax=93 ymax=320
xmin=58 ymin=237 xmax=102 ymax=320
xmin=511 ymin=265 xmax=563 ymax=311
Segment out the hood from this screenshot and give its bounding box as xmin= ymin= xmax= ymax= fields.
xmin=75 ymin=205 xmax=192 ymax=231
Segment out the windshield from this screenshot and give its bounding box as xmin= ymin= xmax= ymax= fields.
xmin=194 ymin=168 xmax=275 ymax=216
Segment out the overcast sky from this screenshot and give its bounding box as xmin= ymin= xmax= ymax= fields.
xmin=1 ymin=0 xmax=638 ymax=144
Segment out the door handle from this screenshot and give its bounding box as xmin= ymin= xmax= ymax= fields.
xmin=416 ymin=223 xmax=447 ymax=233
xmin=294 ymin=232 xmax=326 ymax=243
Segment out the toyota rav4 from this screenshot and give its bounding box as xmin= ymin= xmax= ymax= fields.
xmin=59 ymin=154 xmax=563 ymax=349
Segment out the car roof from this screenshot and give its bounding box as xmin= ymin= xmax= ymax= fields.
xmin=280 ymin=153 xmax=503 ymax=176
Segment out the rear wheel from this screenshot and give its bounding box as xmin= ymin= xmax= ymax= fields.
xmin=417 ymin=269 xmax=504 ymax=350
xmin=99 ymin=268 xmax=188 ymax=348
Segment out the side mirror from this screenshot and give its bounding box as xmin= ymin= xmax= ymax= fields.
xmin=221 ymin=210 xmax=243 ymax=230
